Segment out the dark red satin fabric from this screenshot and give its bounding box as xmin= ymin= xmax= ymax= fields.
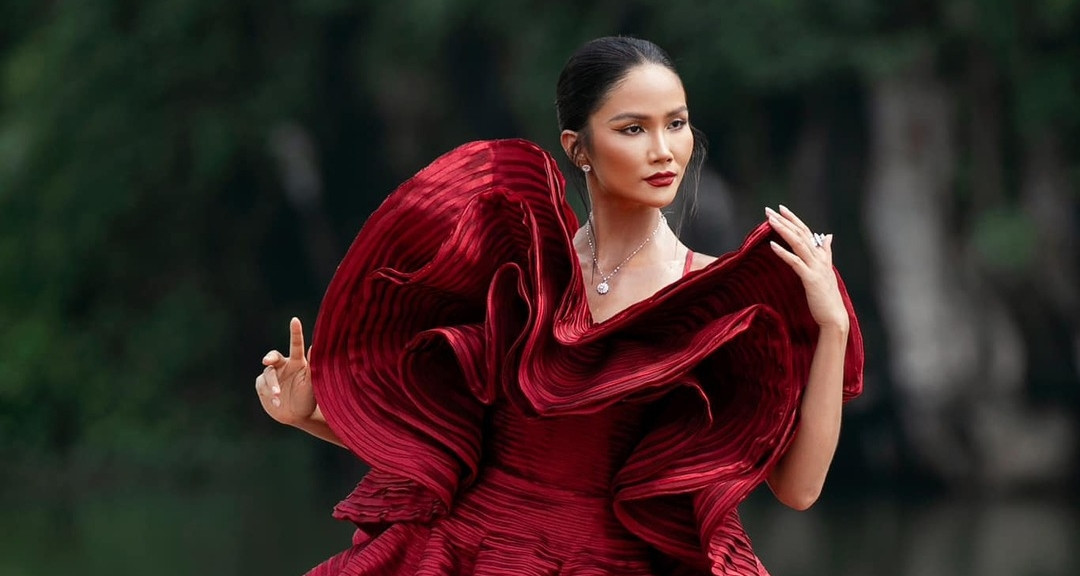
xmin=307 ymin=139 xmax=864 ymax=575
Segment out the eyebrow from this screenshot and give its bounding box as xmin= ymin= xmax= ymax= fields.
xmin=606 ymin=105 xmax=689 ymax=123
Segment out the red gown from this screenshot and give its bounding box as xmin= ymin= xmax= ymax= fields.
xmin=307 ymin=139 xmax=864 ymax=575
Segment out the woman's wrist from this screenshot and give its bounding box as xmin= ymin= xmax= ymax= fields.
xmin=817 ymin=318 xmax=849 ymax=339
xmin=286 ymin=413 xmax=317 ymax=431
xmin=290 ymin=407 xmax=345 ymax=448
xmin=288 ymin=404 xmax=326 ymax=430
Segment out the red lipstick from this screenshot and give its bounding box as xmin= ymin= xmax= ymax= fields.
xmin=644 ymin=171 xmax=677 ymax=187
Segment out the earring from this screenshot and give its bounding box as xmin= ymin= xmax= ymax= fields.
xmin=582 ymin=164 xmax=591 ymax=173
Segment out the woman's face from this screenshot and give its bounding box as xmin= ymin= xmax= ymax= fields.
xmin=580 ymin=63 xmax=694 ymax=210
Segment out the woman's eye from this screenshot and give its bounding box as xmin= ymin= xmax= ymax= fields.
xmin=669 ymin=119 xmax=687 ymax=129
xmin=621 ymin=125 xmax=644 ymax=135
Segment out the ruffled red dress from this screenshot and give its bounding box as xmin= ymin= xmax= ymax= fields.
xmin=307 ymin=139 xmax=864 ymax=575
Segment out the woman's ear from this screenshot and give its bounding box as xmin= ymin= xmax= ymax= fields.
xmin=560 ymin=129 xmax=583 ymax=168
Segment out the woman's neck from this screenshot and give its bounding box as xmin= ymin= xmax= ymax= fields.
xmin=583 ymin=202 xmax=673 ymax=271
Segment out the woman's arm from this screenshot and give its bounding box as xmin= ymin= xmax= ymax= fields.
xmin=763 ymin=205 xmax=851 ymax=511
xmin=766 ymin=323 xmax=847 ymax=510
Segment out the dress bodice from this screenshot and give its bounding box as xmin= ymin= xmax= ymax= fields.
xmin=486 ymin=399 xmax=648 ymax=495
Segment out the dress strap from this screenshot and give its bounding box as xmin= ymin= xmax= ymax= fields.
xmin=682 ymin=249 xmax=694 ymax=277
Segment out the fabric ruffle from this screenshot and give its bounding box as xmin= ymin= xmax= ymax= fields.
xmin=315 ymin=524 xmax=662 ymax=576
xmin=309 ymin=139 xmax=864 ymax=575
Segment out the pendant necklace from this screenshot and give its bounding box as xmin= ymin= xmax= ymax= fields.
xmin=585 ymin=212 xmax=666 ymax=295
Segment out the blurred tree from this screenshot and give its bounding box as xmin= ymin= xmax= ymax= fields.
xmin=0 ymin=1 xmax=330 ymax=467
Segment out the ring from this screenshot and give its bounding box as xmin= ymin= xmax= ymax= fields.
xmin=812 ymin=233 xmax=825 ymax=248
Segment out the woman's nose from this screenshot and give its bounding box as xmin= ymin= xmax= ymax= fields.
xmin=649 ymin=133 xmax=674 ymax=163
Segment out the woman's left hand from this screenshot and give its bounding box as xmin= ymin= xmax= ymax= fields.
xmin=766 ymin=205 xmax=849 ymax=333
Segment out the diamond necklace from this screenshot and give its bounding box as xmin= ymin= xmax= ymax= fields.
xmin=585 ymin=212 xmax=666 ymax=295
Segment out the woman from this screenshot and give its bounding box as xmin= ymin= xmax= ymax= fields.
xmin=255 ymin=37 xmax=863 ymax=575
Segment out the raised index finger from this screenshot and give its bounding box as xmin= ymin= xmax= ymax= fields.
xmin=289 ymin=317 xmax=306 ymax=361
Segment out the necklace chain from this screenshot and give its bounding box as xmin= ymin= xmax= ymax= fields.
xmin=585 ymin=212 xmax=666 ymax=295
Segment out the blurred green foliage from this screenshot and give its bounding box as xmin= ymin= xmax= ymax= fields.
xmin=1 ymin=0 xmax=1077 ymax=479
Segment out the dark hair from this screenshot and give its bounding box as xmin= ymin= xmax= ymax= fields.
xmin=555 ymin=37 xmax=707 ymax=233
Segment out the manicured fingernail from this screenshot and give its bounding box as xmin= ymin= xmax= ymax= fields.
xmin=272 ymin=397 xmax=281 ymax=407
xmin=272 ymin=385 xmax=280 ymax=394
xmin=263 ymin=354 xmax=273 ymax=363
xmin=779 ymin=204 xmax=789 ymax=212
xmin=765 ymin=206 xmax=778 ymax=216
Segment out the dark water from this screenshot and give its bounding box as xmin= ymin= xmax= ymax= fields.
xmin=3 ymin=440 xmax=1077 ymax=576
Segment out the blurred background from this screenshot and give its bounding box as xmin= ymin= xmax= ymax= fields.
xmin=2 ymin=1 xmax=1078 ymax=575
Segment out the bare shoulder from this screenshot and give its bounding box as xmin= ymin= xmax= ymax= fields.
xmin=689 ymin=251 xmax=719 ymax=272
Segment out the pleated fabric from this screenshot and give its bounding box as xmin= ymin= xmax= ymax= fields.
xmin=308 ymin=139 xmax=864 ymax=575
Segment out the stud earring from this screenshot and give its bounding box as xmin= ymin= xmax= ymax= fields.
xmin=582 ymin=164 xmax=591 ymax=173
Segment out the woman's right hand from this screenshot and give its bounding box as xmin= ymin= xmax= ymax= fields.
xmin=255 ymin=317 xmax=316 ymax=427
